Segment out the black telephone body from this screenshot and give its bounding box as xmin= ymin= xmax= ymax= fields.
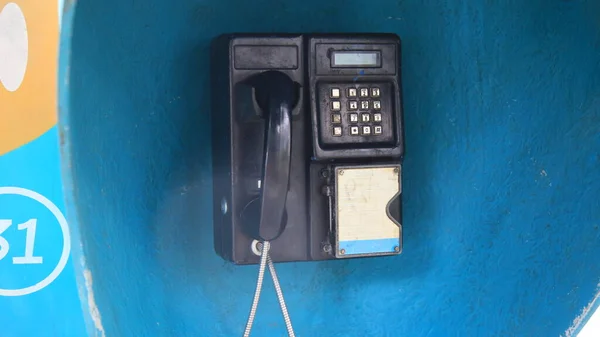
xmin=211 ymin=34 xmax=404 ymax=264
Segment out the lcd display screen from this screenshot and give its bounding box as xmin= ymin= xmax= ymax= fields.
xmin=331 ymin=51 xmax=381 ymax=68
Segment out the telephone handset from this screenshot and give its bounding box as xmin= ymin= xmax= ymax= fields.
xmin=211 ymin=34 xmax=404 ymax=264
xmin=243 ymin=71 xmax=297 ymax=241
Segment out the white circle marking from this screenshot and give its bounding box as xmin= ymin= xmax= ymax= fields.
xmin=0 ymin=186 xmax=71 ymax=296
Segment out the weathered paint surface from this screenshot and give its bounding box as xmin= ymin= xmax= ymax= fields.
xmin=60 ymin=0 xmax=600 ymax=336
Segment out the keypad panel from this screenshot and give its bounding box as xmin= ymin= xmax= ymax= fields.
xmin=318 ymin=82 xmax=394 ymax=147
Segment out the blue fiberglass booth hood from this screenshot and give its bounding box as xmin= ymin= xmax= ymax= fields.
xmin=58 ymin=0 xmax=600 ymax=336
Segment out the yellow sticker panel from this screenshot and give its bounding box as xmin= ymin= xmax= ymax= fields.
xmin=336 ymin=166 xmax=401 ymax=242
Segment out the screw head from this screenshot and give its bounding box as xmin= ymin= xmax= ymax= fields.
xmin=339 ymin=170 xmax=344 ymax=176
xmin=321 ymin=169 xmax=329 ymax=178
xmin=220 ymin=198 xmax=228 ymax=215
xmin=322 ymin=243 xmax=332 ymax=254
xmin=394 ymin=246 xmax=400 ymax=252
xmin=340 ymin=249 xmax=346 ymax=255
xmin=393 ymin=167 xmax=399 ymax=174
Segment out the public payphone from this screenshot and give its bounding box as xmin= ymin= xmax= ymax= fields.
xmin=211 ymin=34 xmax=404 ymax=265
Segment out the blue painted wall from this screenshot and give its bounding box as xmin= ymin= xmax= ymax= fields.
xmin=61 ymin=0 xmax=600 ymax=336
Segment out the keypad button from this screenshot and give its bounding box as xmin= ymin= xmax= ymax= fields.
xmin=359 ymin=88 xmax=369 ymax=97
xmin=330 ymin=88 xmax=340 ymax=98
xmin=331 ymin=113 xmax=341 ymax=124
xmin=374 ymin=126 xmax=383 ymax=134
xmin=362 ymin=126 xmax=371 ymax=135
xmin=373 ymin=101 xmax=381 ymax=110
xmin=348 ymin=101 xmax=358 ymax=110
xmin=373 ymin=113 xmax=382 ymax=122
xmin=360 ymin=101 xmax=369 ymax=110
xmin=348 ymin=88 xmax=357 ymax=97
xmin=350 ymin=126 xmax=359 ymax=135
xmin=361 ymin=113 xmax=370 ymax=122
xmin=349 ymin=113 xmax=359 ymax=123
xmin=333 ymin=126 xmax=342 ymax=136
xmin=371 ymin=87 xmax=380 ymax=97
xmin=331 ymin=101 xmax=341 ymax=111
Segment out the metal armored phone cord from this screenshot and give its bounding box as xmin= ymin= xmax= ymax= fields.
xmin=243 ymin=241 xmax=296 ymax=337
xmin=267 ymin=250 xmax=295 ymax=337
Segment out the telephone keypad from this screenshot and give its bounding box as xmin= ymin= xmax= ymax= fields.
xmin=319 ymin=82 xmax=394 ymax=146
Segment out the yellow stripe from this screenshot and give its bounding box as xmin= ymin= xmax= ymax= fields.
xmin=0 ymin=0 xmax=58 ymax=155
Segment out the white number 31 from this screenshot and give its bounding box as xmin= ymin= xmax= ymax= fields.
xmin=0 ymin=219 xmax=43 ymax=264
